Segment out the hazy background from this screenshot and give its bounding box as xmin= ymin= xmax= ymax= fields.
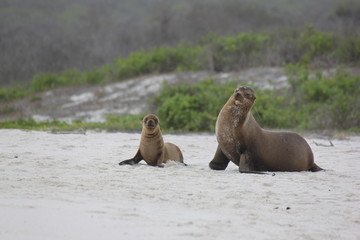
xmin=1 ymin=0 xmax=359 ymax=87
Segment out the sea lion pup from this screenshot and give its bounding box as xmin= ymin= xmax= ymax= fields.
xmin=119 ymin=114 xmax=185 ymax=167
xmin=209 ymin=86 xmax=323 ymax=173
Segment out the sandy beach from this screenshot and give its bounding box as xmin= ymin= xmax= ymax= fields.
xmin=0 ymin=129 xmax=359 ymax=240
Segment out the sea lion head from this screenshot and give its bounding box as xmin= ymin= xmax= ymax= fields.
xmin=233 ymin=86 xmax=256 ymax=110
xmin=142 ymin=114 xmax=160 ymax=132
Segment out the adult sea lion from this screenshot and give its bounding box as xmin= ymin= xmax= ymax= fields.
xmin=209 ymin=86 xmax=323 ymax=173
xmin=119 ymin=114 xmax=185 ymax=167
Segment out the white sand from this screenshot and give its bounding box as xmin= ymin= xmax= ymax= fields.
xmin=0 ymin=129 xmax=359 ymax=240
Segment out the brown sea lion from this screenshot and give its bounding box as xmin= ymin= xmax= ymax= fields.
xmin=209 ymin=86 xmax=323 ymax=173
xmin=119 ymin=114 xmax=185 ymax=167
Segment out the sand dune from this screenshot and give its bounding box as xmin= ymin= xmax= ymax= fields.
xmin=0 ymin=130 xmax=359 ymax=240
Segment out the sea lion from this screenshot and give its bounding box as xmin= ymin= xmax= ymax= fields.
xmin=119 ymin=114 xmax=185 ymax=167
xmin=209 ymin=86 xmax=323 ymax=173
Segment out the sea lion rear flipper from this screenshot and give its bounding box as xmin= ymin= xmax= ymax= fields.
xmin=119 ymin=149 xmax=143 ymax=165
xmin=209 ymin=145 xmax=230 ymax=170
xmin=309 ymin=163 xmax=324 ymax=172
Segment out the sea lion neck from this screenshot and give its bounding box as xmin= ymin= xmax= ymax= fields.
xmin=142 ymin=127 xmax=161 ymax=138
xmin=241 ymin=112 xmax=262 ymax=141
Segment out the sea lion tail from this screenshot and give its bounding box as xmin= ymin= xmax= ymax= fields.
xmin=309 ymin=163 xmax=324 ymax=172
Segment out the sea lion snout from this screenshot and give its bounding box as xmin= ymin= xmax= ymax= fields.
xmin=146 ymin=119 xmax=156 ymax=129
xmin=143 ymin=114 xmax=159 ymax=130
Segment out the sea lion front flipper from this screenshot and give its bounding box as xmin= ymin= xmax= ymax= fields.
xmin=209 ymin=145 xmax=230 ymax=170
xmin=119 ymin=149 xmax=143 ymax=165
xmin=239 ymin=154 xmax=254 ymax=171
xmin=156 ymin=151 xmax=165 ymax=167
xmin=239 ymin=154 xmax=274 ymax=175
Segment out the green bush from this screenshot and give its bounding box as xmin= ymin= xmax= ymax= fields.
xmin=0 ymin=114 xmax=144 ymax=132
xmin=152 ymin=65 xmax=360 ymax=132
xmin=199 ymin=33 xmax=269 ymax=71
xmin=0 ymin=86 xmax=27 ymax=101
xmin=29 ymin=68 xmax=106 ymax=93
xmin=101 ymin=114 xmax=143 ymax=131
xmin=2 ymin=66 xmax=359 ymax=132
xmin=275 ymin=64 xmax=360 ymax=130
xmin=336 ymin=35 xmax=360 ymax=63
xmin=0 ymin=118 xmax=70 ymax=131
xmin=153 ymin=79 xmax=238 ymax=132
xmin=252 ymin=89 xmax=299 ymax=129
xmin=30 ymin=73 xmax=62 ymax=92
xmin=2 ymin=27 xmax=360 ymax=102
xmin=114 ymin=45 xmax=205 ymax=80
xmin=57 ymin=69 xmax=83 ymax=85
xmin=295 ymin=68 xmax=360 ymax=129
xmin=299 ymin=25 xmax=335 ymax=64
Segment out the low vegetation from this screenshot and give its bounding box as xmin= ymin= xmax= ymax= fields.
xmin=0 ymin=26 xmax=359 ymax=132
xmin=1 ymin=65 xmax=359 ymax=133
xmin=1 ymin=26 xmax=359 ymax=102
xmin=152 ymin=64 xmax=360 ymax=132
xmin=3 ymin=0 xmax=360 ymax=87
xmin=0 ymin=115 xmax=143 ymax=132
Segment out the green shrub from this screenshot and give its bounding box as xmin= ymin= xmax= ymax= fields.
xmin=283 ymin=64 xmax=360 ymax=129
xmin=0 ymin=118 xmax=70 ymax=131
xmin=114 ymin=45 xmax=205 ymax=80
xmin=299 ymin=25 xmax=335 ymax=64
xmin=200 ymin=33 xmax=269 ymax=71
xmin=0 ymin=86 xmax=27 ymax=101
xmin=3 ymin=27 xmax=360 ymax=102
xmin=101 ymin=114 xmax=143 ymax=131
xmin=152 ymin=66 xmax=360 ymax=132
xmin=0 ymin=114 xmax=144 ymax=132
xmin=30 ymin=73 xmax=62 ymax=92
xmin=58 ymin=69 xmax=83 ymax=85
xmin=80 ymin=68 xmax=105 ymax=84
xmin=252 ymin=89 xmax=297 ymax=129
xmin=336 ymin=35 xmax=360 ymax=63
xmin=153 ymin=79 xmax=238 ymax=132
